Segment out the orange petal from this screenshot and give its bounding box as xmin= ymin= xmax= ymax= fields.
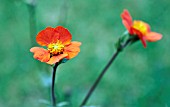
xmin=143 ymin=22 xmax=151 ymax=32
xmin=145 ymin=32 xmax=162 ymax=42
xmin=121 ymin=9 xmax=133 ymax=31
xmin=130 ymin=28 xmax=147 ymax=48
xmin=140 ymin=36 xmax=147 ymax=48
xmin=46 ymin=53 xmax=68 ymax=65
xmin=133 ymin=20 xmax=151 ymax=32
xmin=55 ymin=26 xmax=72 ymax=45
xmin=36 ymin=27 xmax=60 ymax=46
xmin=30 ymin=47 xmax=50 ymax=62
xmin=64 ymin=41 xmax=81 ymax=59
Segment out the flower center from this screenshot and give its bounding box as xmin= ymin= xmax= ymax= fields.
xmin=47 ymin=41 xmax=64 ymax=54
xmin=132 ymin=21 xmax=148 ymax=35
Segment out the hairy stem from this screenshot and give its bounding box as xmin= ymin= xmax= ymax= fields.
xmin=58 ymin=0 xmax=69 ymax=26
xmin=51 ymin=63 xmax=59 ymax=107
xmin=80 ymin=37 xmax=133 ymax=107
xmin=26 ymin=0 xmax=37 ymax=46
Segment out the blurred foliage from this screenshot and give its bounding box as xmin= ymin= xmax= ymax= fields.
xmin=0 ymin=0 xmax=170 ymax=107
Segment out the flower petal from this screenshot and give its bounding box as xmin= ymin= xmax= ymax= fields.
xmin=55 ymin=26 xmax=72 ymax=45
xmin=46 ymin=53 xmax=68 ymax=65
xmin=133 ymin=20 xmax=151 ymax=33
xmin=30 ymin=47 xmax=50 ymax=62
xmin=64 ymin=41 xmax=81 ymax=59
xmin=121 ymin=9 xmax=133 ymax=31
xmin=143 ymin=22 xmax=151 ymax=32
xmin=140 ymin=36 xmax=147 ymax=48
xmin=130 ymin=28 xmax=147 ymax=48
xmin=36 ymin=27 xmax=59 ymax=46
xmin=145 ymin=32 xmax=162 ymax=42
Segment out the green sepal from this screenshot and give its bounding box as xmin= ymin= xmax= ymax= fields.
xmin=128 ymin=34 xmax=140 ymax=45
xmin=58 ymin=58 xmax=68 ymax=65
xmin=115 ymin=30 xmax=129 ymax=51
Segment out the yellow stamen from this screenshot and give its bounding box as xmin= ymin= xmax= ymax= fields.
xmin=47 ymin=40 xmax=64 ymax=54
xmin=132 ymin=21 xmax=148 ymax=35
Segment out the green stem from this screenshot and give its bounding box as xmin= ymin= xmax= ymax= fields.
xmin=51 ymin=63 xmax=59 ymax=107
xmin=80 ymin=37 xmax=133 ymax=107
xmin=58 ymin=0 xmax=69 ymax=26
xmin=26 ymin=0 xmax=37 ymax=46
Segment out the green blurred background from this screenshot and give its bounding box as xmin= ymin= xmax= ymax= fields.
xmin=0 ymin=0 xmax=170 ymax=107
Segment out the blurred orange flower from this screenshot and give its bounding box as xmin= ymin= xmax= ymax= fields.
xmin=121 ymin=9 xmax=162 ymax=47
xmin=30 ymin=26 xmax=81 ymax=65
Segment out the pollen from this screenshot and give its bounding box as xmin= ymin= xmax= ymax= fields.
xmin=132 ymin=21 xmax=148 ymax=35
xmin=47 ymin=40 xmax=64 ymax=54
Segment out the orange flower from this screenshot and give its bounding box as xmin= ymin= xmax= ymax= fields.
xmin=121 ymin=9 xmax=162 ymax=47
xmin=30 ymin=26 xmax=81 ymax=65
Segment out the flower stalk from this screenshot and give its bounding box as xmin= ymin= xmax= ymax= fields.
xmin=80 ymin=35 xmax=135 ymax=107
xmin=51 ymin=63 xmax=59 ymax=107
xmin=26 ymin=0 xmax=37 ymax=46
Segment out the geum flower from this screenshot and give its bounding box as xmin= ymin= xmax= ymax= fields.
xmin=30 ymin=26 xmax=81 ymax=65
xmin=121 ymin=9 xmax=162 ymax=47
